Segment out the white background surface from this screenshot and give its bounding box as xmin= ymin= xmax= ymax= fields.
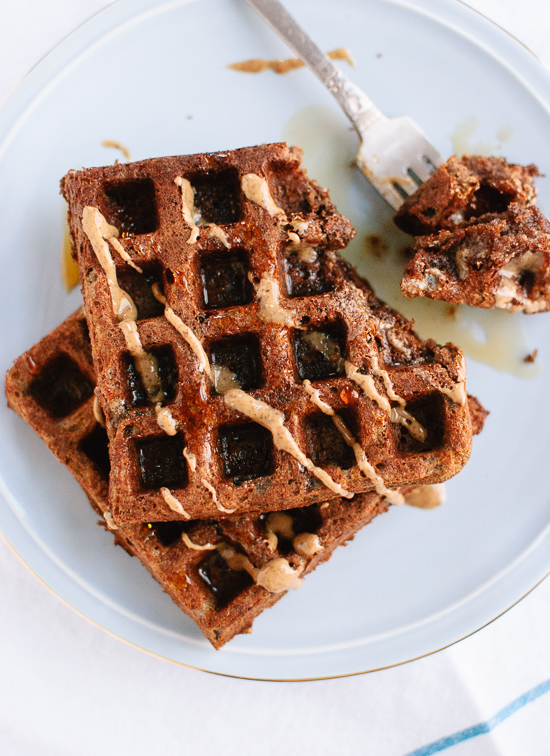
xmin=2 ymin=1 xmax=550 ymax=754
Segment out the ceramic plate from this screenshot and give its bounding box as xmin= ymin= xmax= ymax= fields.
xmin=2 ymin=0 xmax=550 ymax=680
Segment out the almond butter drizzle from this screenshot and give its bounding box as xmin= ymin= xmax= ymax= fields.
xmin=438 ymin=354 xmax=468 ymax=405
xmin=254 ymin=274 xmax=296 ymax=326
xmin=220 ymin=545 xmax=302 ymax=593
xmin=175 ymin=176 xmax=232 ymax=248
xmin=103 ymin=510 xmax=118 ymax=530
xmin=264 ymin=511 xmax=322 ymax=556
xmin=211 ymin=364 xmax=242 ymax=394
xmin=207 ymin=225 xmax=231 ymax=248
xmin=180 ymin=535 xmax=303 ymax=593
xmin=241 ymin=174 xmax=285 ymax=217
xmin=92 ymin=395 xmax=106 ymax=427
xmin=102 ymin=139 xmax=132 ymax=162
xmin=224 ymin=389 xmax=353 ymax=499
xmin=81 ymin=207 xmax=137 ymax=321
xmin=266 ymin=512 xmax=295 ymax=541
xmin=404 ymin=483 xmax=447 ymax=510
xmin=183 ymin=447 xmax=197 ymax=472
xmin=293 ymin=532 xmax=322 ymax=557
xmin=286 ymin=231 xmax=317 ymax=263
xmin=160 ymin=487 xmax=191 ymax=519
xmin=174 ymin=176 xmax=200 ymax=243
xmin=302 ymin=380 xmax=404 ymax=506
xmin=155 ymin=404 xmax=177 ymax=435
xmin=389 ymin=406 xmax=427 ymax=443
xmin=345 ymin=362 xmax=390 ymax=413
xmin=108 ymin=237 xmax=142 ymax=273
xmin=265 ymin=532 xmax=279 ymax=551
xmin=344 ymin=361 xmax=426 ymax=442
xmin=201 ymin=478 xmax=235 ymax=514
xmin=369 ymin=352 xmax=404 ymax=404
xmin=256 ymin=557 xmax=302 ymax=592
xmin=228 ymin=47 xmax=354 ymax=75
xmin=151 ymin=284 xmax=210 ymax=373
xmin=118 ymin=320 xmax=164 ymax=404
xmin=181 ymin=532 xmax=217 ymax=551
xmin=82 ymin=207 xmax=164 ymax=404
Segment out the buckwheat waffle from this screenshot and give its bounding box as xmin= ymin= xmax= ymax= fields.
xmin=394 ymin=155 xmax=539 ymax=236
xmin=401 ymin=203 xmax=550 ymax=313
xmin=62 ymin=143 xmax=473 ymax=525
xmin=5 ymin=308 xmax=393 ymax=648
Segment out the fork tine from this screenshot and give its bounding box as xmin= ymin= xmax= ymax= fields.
xmin=407 ymin=167 xmax=423 ymax=187
xmin=406 ymin=151 xmax=440 ymax=185
xmin=243 ymin=0 xmax=443 ymax=210
xmin=355 ymin=115 xmax=443 ymax=209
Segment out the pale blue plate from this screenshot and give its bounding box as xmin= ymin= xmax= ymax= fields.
xmin=1 ymin=0 xmax=550 ymax=679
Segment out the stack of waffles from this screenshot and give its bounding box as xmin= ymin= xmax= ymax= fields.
xmin=6 ymin=143 xmax=481 ymax=648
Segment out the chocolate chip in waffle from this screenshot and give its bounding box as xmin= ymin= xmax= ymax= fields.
xmin=62 ymin=143 xmax=473 ymax=525
xmin=5 ymin=308 xmax=392 ymax=648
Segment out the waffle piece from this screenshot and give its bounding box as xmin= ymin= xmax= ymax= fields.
xmin=5 ymin=309 xmax=392 ymax=648
xmin=401 ymin=203 xmax=550 ymax=312
xmin=394 ymin=155 xmax=539 ymax=236
xmin=467 ymin=394 xmax=489 ymax=436
xmin=62 ymin=143 xmax=473 ymax=525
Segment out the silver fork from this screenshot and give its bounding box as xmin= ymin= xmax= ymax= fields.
xmin=243 ymin=0 xmax=443 ymax=209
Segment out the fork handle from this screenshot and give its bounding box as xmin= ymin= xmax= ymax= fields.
xmin=244 ymin=0 xmax=384 ymax=133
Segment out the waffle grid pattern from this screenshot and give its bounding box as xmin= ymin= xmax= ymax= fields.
xmin=62 ymin=144 xmax=472 ymax=525
xmin=5 ymin=309 xmax=388 ymax=648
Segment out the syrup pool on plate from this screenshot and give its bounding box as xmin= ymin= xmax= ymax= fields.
xmin=283 ymin=104 xmax=541 ymax=379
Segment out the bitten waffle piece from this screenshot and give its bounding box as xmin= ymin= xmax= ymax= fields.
xmin=62 ymin=143 xmax=473 ymax=525
xmin=467 ymin=394 xmax=489 ymax=436
xmin=5 ymin=309 xmax=390 ymax=648
xmin=401 ymin=203 xmax=550 ymax=312
xmin=394 ymin=155 xmax=539 ymax=236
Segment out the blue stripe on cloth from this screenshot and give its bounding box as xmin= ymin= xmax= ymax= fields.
xmin=404 ymin=677 xmax=550 ymax=756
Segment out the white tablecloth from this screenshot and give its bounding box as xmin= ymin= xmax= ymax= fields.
xmin=2 ymin=2 xmax=550 ymax=754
